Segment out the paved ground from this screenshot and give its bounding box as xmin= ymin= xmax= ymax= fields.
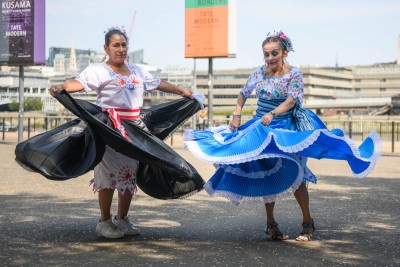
xmin=0 ymin=137 xmax=399 ymax=267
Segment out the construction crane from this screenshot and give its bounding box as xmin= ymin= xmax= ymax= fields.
xmin=128 ymin=10 xmax=137 ymax=41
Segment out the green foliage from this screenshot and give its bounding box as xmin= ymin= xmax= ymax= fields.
xmin=25 ymin=98 xmax=43 ymax=111
xmin=8 ymin=98 xmax=43 ymax=111
xmin=8 ymin=101 xmax=19 ymax=111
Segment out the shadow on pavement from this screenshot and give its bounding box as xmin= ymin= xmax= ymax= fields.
xmin=1 ymin=172 xmax=399 ymax=266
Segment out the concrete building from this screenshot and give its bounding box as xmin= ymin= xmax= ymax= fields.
xmin=192 ymin=64 xmax=400 ymax=115
xmin=1 ymin=35 xmax=400 ymax=116
xmin=0 ymin=66 xmax=56 ymax=112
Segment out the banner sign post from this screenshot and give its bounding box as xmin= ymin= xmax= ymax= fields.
xmin=0 ymin=0 xmax=45 ymax=65
xmin=0 ymin=0 xmax=46 ymax=142
xmin=185 ymin=0 xmax=236 ymax=126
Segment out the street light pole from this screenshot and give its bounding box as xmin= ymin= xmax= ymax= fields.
xmin=18 ymin=65 xmax=24 ymax=143
xmin=208 ymin=57 xmax=213 ymax=127
xmin=192 ymin=58 xmax=197 ymax=129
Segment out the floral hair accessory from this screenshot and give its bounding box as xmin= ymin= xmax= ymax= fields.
xmin=266 ymin=30 xmax=294 ymax=52
xmin=104 ymin=26 xmax=128 ymax=37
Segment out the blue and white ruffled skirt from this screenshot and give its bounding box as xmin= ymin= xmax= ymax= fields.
xmin=184 ymin=104 xmax=381 ymax=205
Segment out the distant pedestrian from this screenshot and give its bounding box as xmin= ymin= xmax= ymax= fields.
xmin=185 ymin=31 xmax=381 ymax=241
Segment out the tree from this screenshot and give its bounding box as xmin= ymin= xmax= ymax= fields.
xmin=8 ymin=98 xmax=43 ymax=111
xmin=25 ymin=98 xmax=43 ymax=111
xmin=8 ymin=101 xmax=19 ymax=111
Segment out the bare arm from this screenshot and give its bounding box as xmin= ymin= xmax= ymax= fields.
xmin=157 ymin=80 xmax=193 ymax=99
xmin=229 ymin=93 xmax=247 ymax=131
xmin=49 ymin=80 xmax=84 ymax=97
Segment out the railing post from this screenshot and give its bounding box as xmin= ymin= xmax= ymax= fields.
xmin=392 ymin=121 xmax=395 ymax=153
xmin=2 ymin=118 xmax=4 ymax=141
xmin=28 ymin=118 xmax=31 ymax=139
xmin=361 ymin=121 xmax=364 ymax=140
xmin=349 ymin=121 xmax=352 ymax=139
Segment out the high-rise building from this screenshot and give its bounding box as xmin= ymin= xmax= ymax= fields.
xmin=128 ymin=49 xmax=145 ymax=64
xmin=48 ymin=47 xmax=98 ymax=72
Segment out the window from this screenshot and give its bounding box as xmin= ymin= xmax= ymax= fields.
xmin=380 ymin=88 xmax=386 ymax=92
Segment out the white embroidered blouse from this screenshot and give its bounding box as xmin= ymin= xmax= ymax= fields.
xmin=75 ymin=62 xmax=161 ymax=109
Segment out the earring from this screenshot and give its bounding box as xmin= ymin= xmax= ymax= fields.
xmin=101 ymin=55 xmax=107 ymax=62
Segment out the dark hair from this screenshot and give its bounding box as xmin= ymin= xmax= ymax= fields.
xmin=105 ymin=29 xmax=128 ymax=46
xmin=262 ymin=36 xmax=287 ymax=52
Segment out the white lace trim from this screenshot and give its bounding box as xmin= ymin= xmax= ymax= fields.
xmin=352 ymin=131 xmax=382 ymax=178
xmin=213 ymin=120 xmax=262 ymax=144
xmin=203 ymin=173 xmax=303 ymax=205
xmin=203 ymin=154 xmax=304 ymax=205
xmin=219 ymin=158 xmax=283 ymax=179
xmin=274 ymin=130 xmax=322 ymax=153
xmin=185 ymin=120 xmax=381 ymax=178
xmin=185 ymin=133 xmax=274 ymax=164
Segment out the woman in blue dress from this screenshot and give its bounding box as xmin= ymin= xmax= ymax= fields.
xmin=185 ymin=31 xmax=381 ymax=241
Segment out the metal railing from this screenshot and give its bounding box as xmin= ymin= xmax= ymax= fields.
xmin=1 ymin=115 xmax=399 ymax=153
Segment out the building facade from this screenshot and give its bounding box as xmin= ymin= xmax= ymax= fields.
xmin=1 ymin=36 xmax=400 ymax=116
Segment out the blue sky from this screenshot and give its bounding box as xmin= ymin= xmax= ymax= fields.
xmin=46 ymin=0 xmax=400 ymax=70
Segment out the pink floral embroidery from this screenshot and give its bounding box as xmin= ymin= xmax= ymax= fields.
xmin=240 ymin=66 xmax=303 ymax=102
xmin=103 ymin=63 xmax=143 ymax=91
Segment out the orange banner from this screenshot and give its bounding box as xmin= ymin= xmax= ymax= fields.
xmin=185 ymin=6 xmax=229 ymax=58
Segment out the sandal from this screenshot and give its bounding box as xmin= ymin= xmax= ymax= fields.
xmin=265 ymin=222 xmax=289 ymax=241
xmin=295 ymin=219 xmax=315 ymax=241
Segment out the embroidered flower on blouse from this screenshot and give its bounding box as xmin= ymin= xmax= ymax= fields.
xmin=103 ymin=63 xmax=143 ymax=91
xmin=240 ymin=67 xmax=304 ymax=102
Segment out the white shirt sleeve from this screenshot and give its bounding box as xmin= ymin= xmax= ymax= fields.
xmin=139 ymin=67 xmax=160 ymax=92
xmin=75 ymin=65 xmax=102 ymax=93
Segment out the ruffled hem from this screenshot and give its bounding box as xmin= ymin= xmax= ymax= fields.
xmin=203 ymin=174 xmax=303 ymax=205
xmin=185 ymin=119 xmax=381 ymax=178
xmin=352 ymin=131 xmax=382 ymax=178
xmin=202 ymin=153 xmax=305 ymax=204
xmin=185 ymin=117 xmax=381 ymax=204
xmin=90 ymin=179 xmax=137 ymax=195
xmin=219 ymin=158 xmax=283 ymax=179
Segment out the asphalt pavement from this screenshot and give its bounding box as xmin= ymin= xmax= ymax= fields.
xmin=0 ymin=139 xmax=399 ymax=267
